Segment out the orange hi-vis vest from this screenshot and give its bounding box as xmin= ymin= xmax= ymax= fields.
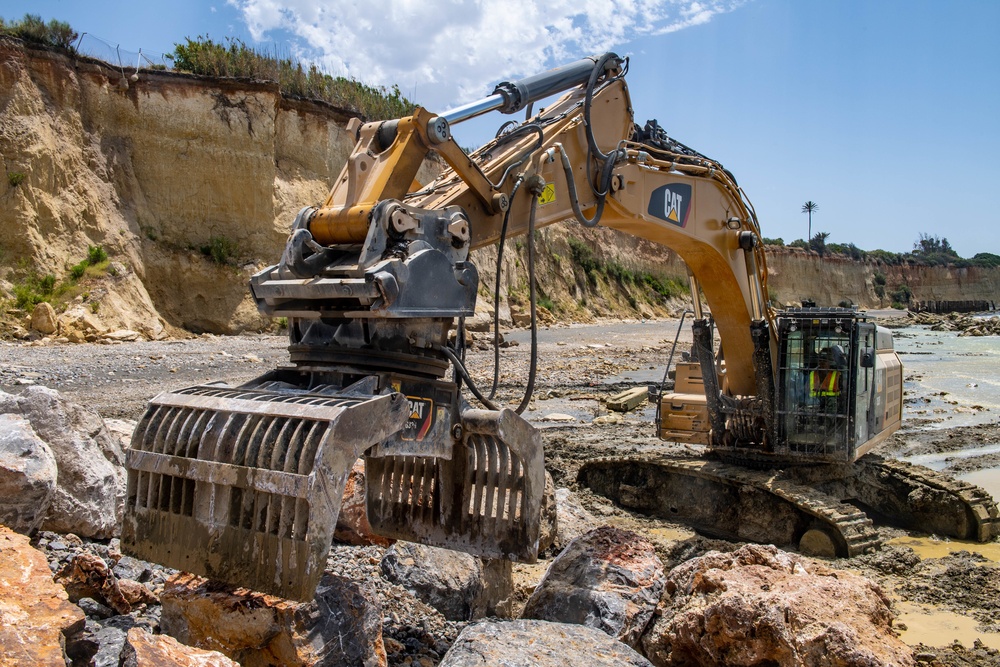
xmin=810 ymin=370 xmax=840 ymax=397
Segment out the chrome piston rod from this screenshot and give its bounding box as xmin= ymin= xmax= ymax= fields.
xmin=442 ymin=52 xmax=621 ymax=125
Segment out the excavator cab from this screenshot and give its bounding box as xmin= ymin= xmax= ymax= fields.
xmin=775 ymin=308 xmax=900 ymax=464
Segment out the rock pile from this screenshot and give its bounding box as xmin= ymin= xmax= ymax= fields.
xmin=891 ymin=311 xmax=1000 ymax=336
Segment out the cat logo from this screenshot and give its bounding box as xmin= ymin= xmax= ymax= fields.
xmin=402 ymin=396 xmax=434 ymax=441
xmin=648 ymin=183 xmax=692 ymax=227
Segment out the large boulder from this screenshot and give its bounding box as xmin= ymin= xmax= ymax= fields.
xmin=440 ymin=619 xmax=653 ymax=667
xmin=0 ymin=386 xmax=125 ymax=538
xmin=121 ymin=627 xmax=239 ymax=667
xmin=642 ymin=543 xmax=915 ymax=667
xmin=30 ymin=301 xmax=59 ymax=334
xmin=160 ymin=572 xmax=386 ymax=667
xmin=0 ymin=525 xmax=87 ymax=666
xmin=0 ymin=412 xmax=57 ymax=534
xmin=522 ymin=526 xmax=665 ymax=648
xmin=380 ymin=540 xmax=513 ymax=621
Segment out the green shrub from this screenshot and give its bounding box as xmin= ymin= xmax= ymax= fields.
xmin=761 ymin=237 xmax=784 ymax=246
xmin=170 ymin=36 xmax=416 ymax=121
xmin=0 ymin=14 xmax=78 ymax=49
xmin=12 ymin=273 xmax=56 ymax=310
xmin=70 ymin=262 xmax=87 ymax=280
xmin=87 ymin=245 xmax=108 ymax=264
xmin=202 ymin=236 xmax=238 ymax=265
xmin=7 ymin=172 xmax=25 ymax=187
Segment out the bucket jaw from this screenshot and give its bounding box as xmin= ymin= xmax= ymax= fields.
xmin=121 ymin=383 xmax=408 ymax=601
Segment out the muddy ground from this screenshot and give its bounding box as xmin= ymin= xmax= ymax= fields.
xmin=2 ymin=317 xmax=1000 ymax=665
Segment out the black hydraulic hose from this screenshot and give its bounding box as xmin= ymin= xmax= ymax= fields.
xmin=562 ymin=146 xmax=620 ymax=227
xmin=583 ymin=52 xmax=621 ymax=163
xmin=489 ymin=176 xmax=525 ymax=400
xmin=436 ymin=344 xmax=499 ymax=411
xmin=442 ymin=186 xmax=541 ymax=415
xmin=514 ymin=191 xmax=541 ymax=415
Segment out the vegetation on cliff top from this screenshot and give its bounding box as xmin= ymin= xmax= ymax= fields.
xmin=0 ymin=14 xmax=77 ymax=50
xmin=169 ymin=36 xmax=416 ymax=120
xmin=766 ymin=232 xmax=1000 ymax=269
xmin=1 ymin=14 xmax=415 ymax=122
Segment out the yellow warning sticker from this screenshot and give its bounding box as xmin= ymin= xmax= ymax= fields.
xmin=538 ymin=182 xmax=556 ymax=205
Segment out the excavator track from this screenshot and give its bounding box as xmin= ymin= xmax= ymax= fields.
xmin=853 ymin=454 xmax=1000 ymax=542
xmin=578 ymin=455 xmax=880 ymax=557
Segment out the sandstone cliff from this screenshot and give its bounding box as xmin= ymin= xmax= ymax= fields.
xmin=1 ymin=38 xmax=996 ymax=340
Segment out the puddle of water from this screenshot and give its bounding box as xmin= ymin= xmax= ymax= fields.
xmin=902 ymin=444 xmax=1000 ymax=470
xmin=896 ymin=326 xmax=1000 ymax=429
xmin=886 ymin=536 xmax=1000 ymax=563
xmin=895 ymin=601 xmax=1000 ymax=650
xmin=959 ymin=468 xmax=1000 ymax=505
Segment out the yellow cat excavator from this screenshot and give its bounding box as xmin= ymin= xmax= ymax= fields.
xmin=121 ymin=53 xmax=998 ymax=601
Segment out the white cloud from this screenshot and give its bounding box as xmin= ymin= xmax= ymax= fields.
xmin=228 ymin=0 xmax=744 ymax=110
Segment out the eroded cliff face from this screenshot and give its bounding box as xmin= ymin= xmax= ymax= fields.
xmin=1 ymin=39 xmax=996 ymax=339
xmin=0 ymin=38 xmax=358 ymax=335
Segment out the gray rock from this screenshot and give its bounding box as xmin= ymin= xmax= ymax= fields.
xmin=88 ymin=621 xmax=129 ymax=667
xmin=522 ymin=526 xmax=665 ymax=648
xmin=440 ymin=619 xmax=653 ymax=667
xmin=380 ymin=541 xmax=513 ymax=621
xmin=0 ymin=386 xmax=125 ymax=538
xmin=0 ymin=413 xmax=57 ymax=534
xmin=553 ymin=487 xmax=601 ymax=550
xmin=78 ymin=596 xmax=116 ymax=619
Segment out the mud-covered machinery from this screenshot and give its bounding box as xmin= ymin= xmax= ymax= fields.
xmin=122 ymin=53 xmax=998 ymax=601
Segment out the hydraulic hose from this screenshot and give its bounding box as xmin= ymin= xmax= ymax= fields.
xmin=514 ymin=190 xmax=541 ymax=415
xmin=489 ymin=176 xmax=525 ymax=400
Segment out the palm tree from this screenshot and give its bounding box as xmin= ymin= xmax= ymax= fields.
xmin=801 ymin=201 xmax=819 ymax=241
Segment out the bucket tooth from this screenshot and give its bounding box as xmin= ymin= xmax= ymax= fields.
xmin=121 ymin=384 xmax=408 ymax=601
xmin=365 ymin=407 xmax=544 ymax=562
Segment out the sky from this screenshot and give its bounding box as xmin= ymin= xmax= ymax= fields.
xmin=6 ymin=0 xmax=1000 ymax=257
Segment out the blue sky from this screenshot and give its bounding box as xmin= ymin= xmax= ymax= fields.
xmin=6 ymin=0 xmax=999 ymax=257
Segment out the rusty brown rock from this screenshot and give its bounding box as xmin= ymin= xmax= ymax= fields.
xmin=642 ymin=543 xmax=915 ymax=667
xmin=0 ymin=525 xmax=86 ymax=667
xmin=334 ymin=458 xmax=393 ymax=547
xmin=521 ymin=526 xmax=665 ymax=648
xmin=121 ymin=627 xmax=239 ymax=667
xmin=160 ymin=571 xmax=386 ymax=667
xmin=55 ymin=551 xmax=133 ymax=614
